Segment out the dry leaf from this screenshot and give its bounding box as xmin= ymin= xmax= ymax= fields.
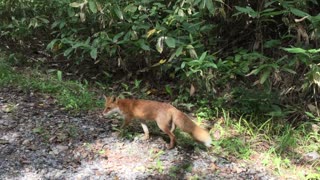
xmin=190 ymin=84 xmax=196 ymax=96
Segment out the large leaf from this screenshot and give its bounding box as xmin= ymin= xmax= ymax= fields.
xmin=137 ymin=40 xmax=150 ymax=51
xmin=90 ymin=48 xmax=98 ymax=59
xmin=234 ymin=6 xmax=259 ymax=18
xmin=199 ymin=51 xmax=207 ymax=62
xmin=290 ymin=8 xmax=309 ymax=17
xmin=175 ymin=46 xmax=183 ymax=57
xmin=88 ymin=0 xmax=97 ymax=13
xmin=113 ymin=32 xmax=124 ymax=43
xmin=260 ymin=69 xmax=271 ymax=84
xmin=70 ymin=2 xmax=83 ymax=8
xmin=205 ymin=0 xmax=215 ymax=15
xmin=124 ymin=4 xmax=137 ymax=13
xmin=114 ymin=5 xmax=124 ymax=20
xmin=281 ymin=47 xmax=308 ymax=55
xmin=165 ymin=37 xmax=176 ymax=48
xmin=64 ymin=47 xmax=74 ymax=57
xmin=47 ymin=39 xmax=59 ymax=50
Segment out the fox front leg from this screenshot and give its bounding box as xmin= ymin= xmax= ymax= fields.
xmin=120 ymin=117 xmax=131 ymax=129
xmin=140 ymin=123 xmax=150 ymax=140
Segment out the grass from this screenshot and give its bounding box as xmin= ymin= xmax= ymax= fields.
xmin=208 ymin=108 xmax=320 ymax=178
xmin=0 ymin=54 xmax=101 ymax=111
xmin=1 ymin=52 xmax=319 ymax=179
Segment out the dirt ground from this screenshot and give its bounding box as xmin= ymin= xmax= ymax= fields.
xmin=0 ymin=87 xmax=276 ymax=179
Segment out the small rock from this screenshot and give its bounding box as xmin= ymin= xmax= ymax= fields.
xmin=303 ymin=151 xmax=320 ymax=161
xmin=27 ymin=144 xmax=37 ymax=150
xmin=52 ymin=145 xmax=69 ymax=154
xmin=247 ymin=168 xmax=256 ymax=174
xmin=234 ymin=166 xmax=244 ymax=173
xmin=22 ymin=139 xmax=31 ymax=145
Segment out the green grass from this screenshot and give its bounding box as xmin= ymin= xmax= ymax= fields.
xmin=0 ymin=55 xmax=101 ymax=111
xmin=208 ymin=108 xmax=320 ymax=178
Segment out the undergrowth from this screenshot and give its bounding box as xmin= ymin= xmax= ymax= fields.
xmin=207 ymin=108 xmax=320 ymax=178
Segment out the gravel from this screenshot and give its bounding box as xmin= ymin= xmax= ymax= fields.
xmin=0 ymin=87 xmax=277 ymax=179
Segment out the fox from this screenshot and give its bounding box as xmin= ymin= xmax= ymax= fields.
xmin=102 ymin=95 xmax=212 ymax=149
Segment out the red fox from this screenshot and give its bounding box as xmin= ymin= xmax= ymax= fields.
xmin=102 ymin=96 xmax=212 ymax=149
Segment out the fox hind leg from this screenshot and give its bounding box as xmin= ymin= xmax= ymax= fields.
xmin=156 ymin=120 xmax=176 ymax=149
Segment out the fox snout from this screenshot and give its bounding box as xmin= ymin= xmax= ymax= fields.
xmin=102 ymin=110 xmax=108 ymax=117
xmin=102 ymin=107 xmax=121 ymax=118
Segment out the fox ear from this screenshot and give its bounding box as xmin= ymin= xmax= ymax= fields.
xmin=103 ymin=95 xmax=113 ymax=103
xmin=110 ymin=96 xmax=116 ymax=102
xmin=104 ymin=95 xmax=118 ymax=103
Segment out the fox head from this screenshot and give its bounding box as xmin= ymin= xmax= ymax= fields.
xmin=102 ymin=95 xmax=120 ymax=117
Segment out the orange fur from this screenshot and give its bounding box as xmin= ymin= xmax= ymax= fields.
xmin=102 ymin=96 xmax=212 ymax=149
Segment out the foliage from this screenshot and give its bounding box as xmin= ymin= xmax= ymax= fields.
xmin=0 ymin=0 xmax=320 ymax=123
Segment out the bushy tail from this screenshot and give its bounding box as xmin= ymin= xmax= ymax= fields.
xmin=171 ymin=109 xmax=212 ymax=147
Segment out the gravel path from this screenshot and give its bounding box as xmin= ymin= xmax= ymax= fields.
xmin=0 ymin=87 xmax=277 ymax=179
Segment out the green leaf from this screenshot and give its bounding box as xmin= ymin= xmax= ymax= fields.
xmin=175 ymin=46 xmax=183 ymax=57
xmin=137 ymin=40 xmax=150 ymax=51
xmin=199 ymin=51 xmax=207 ymax=62
xmin=246 ymin=68 xmax=260 ymax=76
xmin=281 ymin=47 xmax=307 ymax=55
xmin=165 ymin=85 xmax=173 ymax=96
xmin=38 ymin=17 xmax=49 ymax=24
xmin=305 ymin=111 xmax=315 ymax=118
xmin=88 ymin=0 xmax=97 ymax=13
xmin=282 ymin=67 xmax=296 ymax=74
xmin=205 ymin=63 xmax=217 ymax=69
xmin=124 ymin=4 xmax=137 ymax=13
xmin=233 ymin=6 xmax=259 ymax=18
xmin=113 ymin=32 xmax=124 ymax=43
xmin=165 ymin=37 xmax=176 ymax=48
xmin=206 ymin=0 xmax=215 ymax=15
xmin=307 ymin=49 xmax=320 ymax=54
xmin=235 ymin=54 xmax=241 ymax=62
xmin=57 ymin=70 xmax=62 ymax=81
xmin=114 ymin=5 xmax=123 ymax=20
xmin=90 ymin=48 xmax=98 ymax=59
xmin=234 ymin=6 xmax=258 ymax=18
xmin=260 ymin=69 xmax=271 ymax=84
xmin=181 ymin=62 xmax=186 ymax=69
xmin=64 ymin=47 xmax=74 ymax=57
xmin=47 ymin=39 xmax=59 ymax=50
xmin=69 ymin=2 xmax=82 ymax=8
xmin=290 ymin=8 xmax=309 ymax=17
xmin=264 ymin=40 xmax=281 ymax=48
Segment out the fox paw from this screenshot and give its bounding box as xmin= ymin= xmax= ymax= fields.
xmin=141 ymin=135 xmax=149 ymax=140
xmin=166 ymin=144 xmax=175 ymax=149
